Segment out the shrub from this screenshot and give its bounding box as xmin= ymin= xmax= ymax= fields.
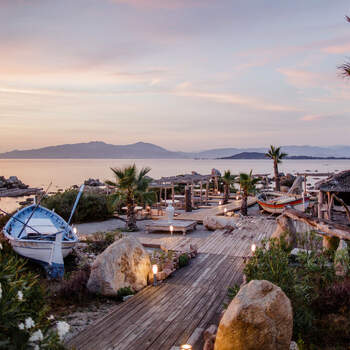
xmin=85 ymin=230 xmax=122 ymax=254
xmin=42 ymin=190 xmax=114 ymax=223
xmin=243 ymin=237 xmax=336 ymax=340
xmin=0 ymin=240 xmax=66 ymax=349
xmin=178 ymin=253 xmax=189 ymax=268
xmin=116 ymin=287 xmax=134 ymax=300
xmin=0 ymin=213 xmax=11 ymax=230
xmin=54 ymin=266 xmax=92 ymax=306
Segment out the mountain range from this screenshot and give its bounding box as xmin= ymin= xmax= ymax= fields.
xmin=1 ymin=141 xmax=350 ymax=159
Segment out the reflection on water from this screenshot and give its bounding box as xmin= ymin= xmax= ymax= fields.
xmin=0 ymin=158 xmax=349 ymax=212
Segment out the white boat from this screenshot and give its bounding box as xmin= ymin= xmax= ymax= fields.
xmin=2 ymin=185 xmax=84 ymax=278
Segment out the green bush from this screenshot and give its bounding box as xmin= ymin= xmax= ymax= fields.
xmin=0 ymin=240 xmax=66 ymax=349
xmin=243 ymin=238 xmax=336 ymax=341
xmin=0 ymin=213 xmax=11 ymax=230
xmin=116 ymin=287 xmax=134 ymax=300
xmin=178 ymin=253 xmax=189 ymax=268
xmin=85 ymin=230 xmax=123 ymax=254
xmin=54 ymin=265 xmax=92 ymax=306
xmin=42 ymin=190 xmax=114 ymax=223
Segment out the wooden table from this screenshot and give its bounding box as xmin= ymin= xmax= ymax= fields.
xmin=145 ymin=220 xmax=197 ymax=235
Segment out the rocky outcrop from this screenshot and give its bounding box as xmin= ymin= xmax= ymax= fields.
xmin=271 ymin=215 xmax=297 ymax=248
xmin=84 ymin=178 xmax=104 ymax=187
xmin=214 ymin=280 xmax=293 ymax=350
xmin=0 ymin=176 xmax=41 ymax=198
xmin=0 ymin=176 xmax=28 ymax=189
xmin=87 ymin=236 xmax=151 ymax=296
xmin=203 ymin=216 xmax=238 ymax=231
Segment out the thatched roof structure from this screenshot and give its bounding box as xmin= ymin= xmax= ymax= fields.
xmin=315 ymin=170 xmax=350 ymax=192
xmin=154 ymin=174 xmax=212 ymax=185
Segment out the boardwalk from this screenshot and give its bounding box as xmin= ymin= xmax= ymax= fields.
xmin=67 ymin=217 xmax=275 ymax=350
xmin=175 ymin=196 xmax=257 ymax=223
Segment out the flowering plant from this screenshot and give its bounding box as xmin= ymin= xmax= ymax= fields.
xmin=0 ymin=239 xmax=66 ymax=349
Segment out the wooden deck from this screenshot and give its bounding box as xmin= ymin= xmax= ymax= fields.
xmin=67 ymin=217 xmax=275 ymax=350
xmin=175 ymin=196 xmax=257 ymax=223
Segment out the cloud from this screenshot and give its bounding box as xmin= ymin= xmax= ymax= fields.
xmin=322 ymin=43 xmax=350 ymax=54
xmin=300 ymin=114 xmax=338 ymax=122
xmin=109 ymin=0 xmax=206 ymax=9
xmin=277 ymin=68 xmax=323 ymax=89
xmin=172 ymin=90 xmax=298 ymax=112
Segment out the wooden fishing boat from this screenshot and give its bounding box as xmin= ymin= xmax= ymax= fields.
xmin=2 ymin=185 xmax=84 ymax=278
xmin=257 ymin=192 xmax=310 ymax=214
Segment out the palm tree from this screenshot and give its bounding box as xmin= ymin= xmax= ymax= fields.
xmin=106 ymin=164 xmax=155 ymax=231
xmin=265 ymin=145 xmax=288 ymax=191
xmin=238 ymin=171 xmax=259 ymax=216
xmin=222 ymin=170 xmax=236 ymax=204
xmin=339 ymin=16 xmax=350 ymax=77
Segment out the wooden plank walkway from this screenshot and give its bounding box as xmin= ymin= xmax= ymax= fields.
xmin=67 ymin=217 xmax=275 ymax=350
xmin=175 ymin=196 xmax=257 ymax=223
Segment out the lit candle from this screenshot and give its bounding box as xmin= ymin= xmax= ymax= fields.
xmin=180 ymin=345 xmax=192 ymax=350
xmin=73 ymin=227 xmax=77 ymax=235
xmin=251 ymin=244 xmax=256 ymax=253
xmin=170 ymin=225 xmax=174 ymax=235
xmin=152 ymin=264 xmax=158 ymax=286
xmin=224 ymin=208 xmax=227 ymax=214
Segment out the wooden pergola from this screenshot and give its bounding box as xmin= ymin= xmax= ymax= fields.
xmin=151 ymin=173 xmax=216 ymax=211
xmin=315 ymin=170 xmax=350 ymax=224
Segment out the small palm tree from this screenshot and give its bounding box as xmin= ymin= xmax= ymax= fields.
xmin=265 ymin=145 xmax=288 ymax=191
xmin=339 ymin=16 xmax=350 ymax=77
xmin=106 ymin=164 xmax=155 ymax=231
xmin=238 ymin=171 xmax=259 ymax=216
xmin=222 ymin=170 xmax=236 ymax=204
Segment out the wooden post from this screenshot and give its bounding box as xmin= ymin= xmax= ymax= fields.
xmin=327 ymin=191 xmax=333 ymax=221
xmin=304 ymin=175 xmax=307 ymax=195
xmin=205 ymin=181 xmax=209 ymax=205
xmin=171 ymin=182 xmax=175 ymax=205
xmin=318 ymin=191 xmax=323 ymax=219
xmin=185 ymin=185 xmax=192 ymax=212
xmin=191 ymin=182 xmax=195 ymax=208
xmin=200 ymin=181 xmax=203 ymax=205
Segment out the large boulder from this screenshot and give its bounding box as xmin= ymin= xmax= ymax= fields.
xmin=214 ymin=280 xmax=293 ymax=350
xmin=203 ymin=216 xmax=238 ymax=231
xmin=87 ymin=236 xmax=151 ymax=296
xmin=270 ymin=215 xmax=297 ymax=248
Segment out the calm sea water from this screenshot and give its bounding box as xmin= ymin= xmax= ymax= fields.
xmin=0 ymin=158 xmax=349 ymax=211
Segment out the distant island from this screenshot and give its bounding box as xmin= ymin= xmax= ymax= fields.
xmin=219 ymin=152 xmax=350 ymax=160
xmin=1 ymin=142 xmax=350 ymax=159
xmin=0 ymin=141 xmax=189 ymax=159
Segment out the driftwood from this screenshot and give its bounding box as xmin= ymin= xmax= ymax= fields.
xmin=331 ymin=193 xmax=350 ymax=224
xmin=288 ymin=176 xmax=303 ymax=194
xmin=281 ymin=208 xmax=350 ymax=241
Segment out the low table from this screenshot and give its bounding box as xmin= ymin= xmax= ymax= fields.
xmin=145 ymin=220 xmax=197 ymax=235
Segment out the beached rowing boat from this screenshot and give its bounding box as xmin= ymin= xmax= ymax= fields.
xmin=3 ymin=205 xmax=78 ymax=277
xmin=257 ymin=192 xmax=310 ymax=214
xmin=2 ymin=185 xmax=84 ymax=278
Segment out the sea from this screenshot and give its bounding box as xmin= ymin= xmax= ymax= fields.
xmin=0 ymin=158 xmax=349 ymax=212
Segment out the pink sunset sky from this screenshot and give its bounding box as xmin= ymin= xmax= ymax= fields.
xmin=0 ymin=0 xmax=350 ymax=152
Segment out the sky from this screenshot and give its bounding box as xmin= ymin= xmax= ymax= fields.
xmin=0 ymin=0 xmax=349 ymax=152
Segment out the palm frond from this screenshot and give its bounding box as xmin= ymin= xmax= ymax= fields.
xmin=339 ymin=61 xmax=350 ymax=78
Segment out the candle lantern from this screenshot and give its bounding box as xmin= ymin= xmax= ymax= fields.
xmin=152 ymin=264 xmax=158 ymax=286
xmin=180 ymin=345 xmax=192 ymax=350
